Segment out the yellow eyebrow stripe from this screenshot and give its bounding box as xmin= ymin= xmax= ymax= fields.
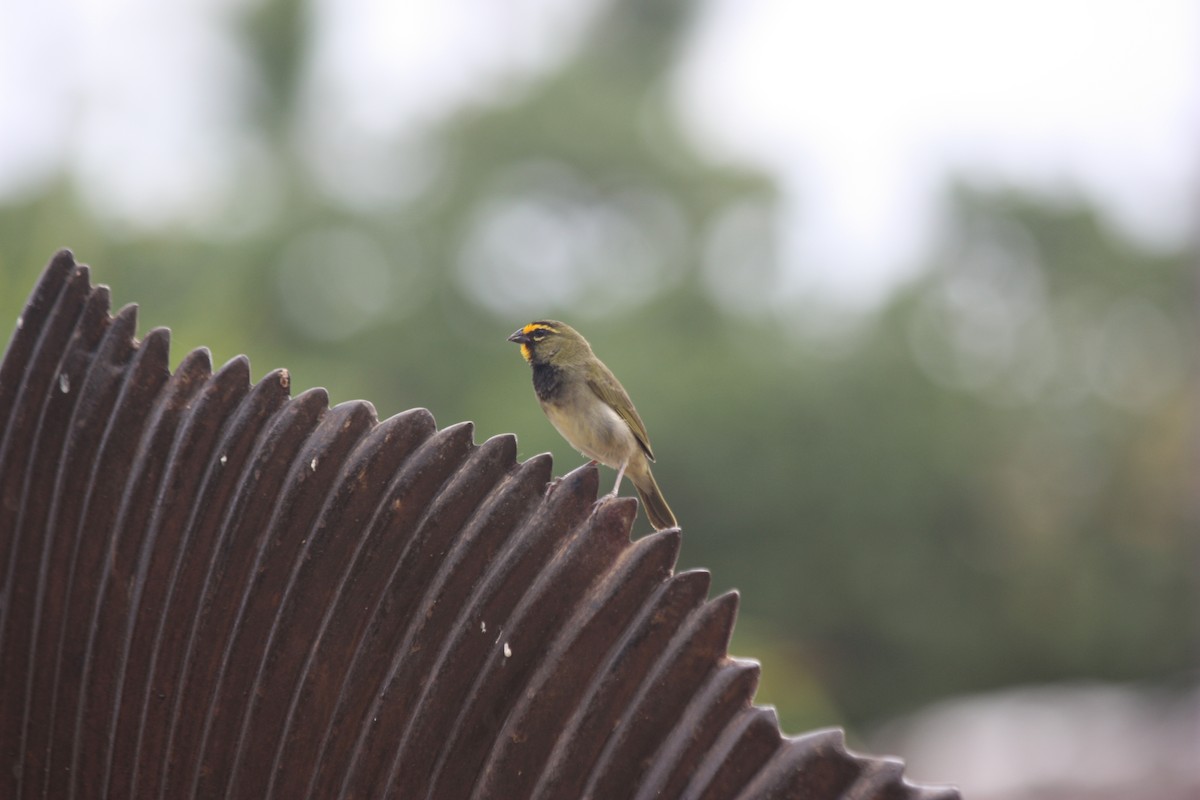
xmin=523 ymin=323 xmax=559 ymax=335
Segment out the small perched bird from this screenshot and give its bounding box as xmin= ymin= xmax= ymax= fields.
xmin=508 ymin=320 xmax=677 ymax=530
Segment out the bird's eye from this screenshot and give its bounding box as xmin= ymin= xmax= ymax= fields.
xmin=531 ymin=333 xmax=546 ymax=341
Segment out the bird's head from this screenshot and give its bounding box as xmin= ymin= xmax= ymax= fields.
xmin=507 ymin=320 xmax=592 ymax=367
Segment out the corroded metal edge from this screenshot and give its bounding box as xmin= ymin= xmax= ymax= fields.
xmin=0 ymin=250 xmax=960 ymax=800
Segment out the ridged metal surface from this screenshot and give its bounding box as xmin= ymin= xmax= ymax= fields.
xmin=0 ymin=250 xmax=959 ymax=800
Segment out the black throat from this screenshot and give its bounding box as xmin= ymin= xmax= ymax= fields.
xmin=531 ymin=362 xmax=564 ymax=403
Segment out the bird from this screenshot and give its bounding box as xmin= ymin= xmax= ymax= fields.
xmin=507 ymin=320 xmax=677 ymax=531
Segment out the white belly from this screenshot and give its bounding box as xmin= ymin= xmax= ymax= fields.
xmin=542 ymin=397 xmax=638 ymax=468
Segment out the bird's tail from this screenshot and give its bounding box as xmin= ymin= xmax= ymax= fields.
xmin=632 ymin=468 xmax=678 ymax=531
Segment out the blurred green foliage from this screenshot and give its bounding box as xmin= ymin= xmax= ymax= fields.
xmin=1 ymin=0 xmax=1195 ymax=737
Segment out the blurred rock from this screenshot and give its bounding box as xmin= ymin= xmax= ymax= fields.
xmin=872 ymin=682 xmax=1200 ymax=800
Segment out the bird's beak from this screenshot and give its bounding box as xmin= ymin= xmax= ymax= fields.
xmin=508 ymin=329 xmax=531 ymax=345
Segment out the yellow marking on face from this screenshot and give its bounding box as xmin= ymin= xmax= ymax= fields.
xmin=523 ymin=323 xmax=559 ymax=336
xmin=520 ymin=343 xmax=532 ymax=362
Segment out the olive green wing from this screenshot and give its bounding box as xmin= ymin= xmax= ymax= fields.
xmin=586 ymin=367 xmax=655 ymax=461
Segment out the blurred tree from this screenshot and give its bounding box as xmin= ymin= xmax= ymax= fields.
xmin=687 ymin=186 xmax=1198 ymax=726
xmin=1 ymin=0 xmax=1194 ymax=738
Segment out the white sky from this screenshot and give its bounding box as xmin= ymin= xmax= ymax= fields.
xmin=675 ymin=0 xmax=1200 ymax=303
xmin=0 ymin=0 xmax=1196 ymax=304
